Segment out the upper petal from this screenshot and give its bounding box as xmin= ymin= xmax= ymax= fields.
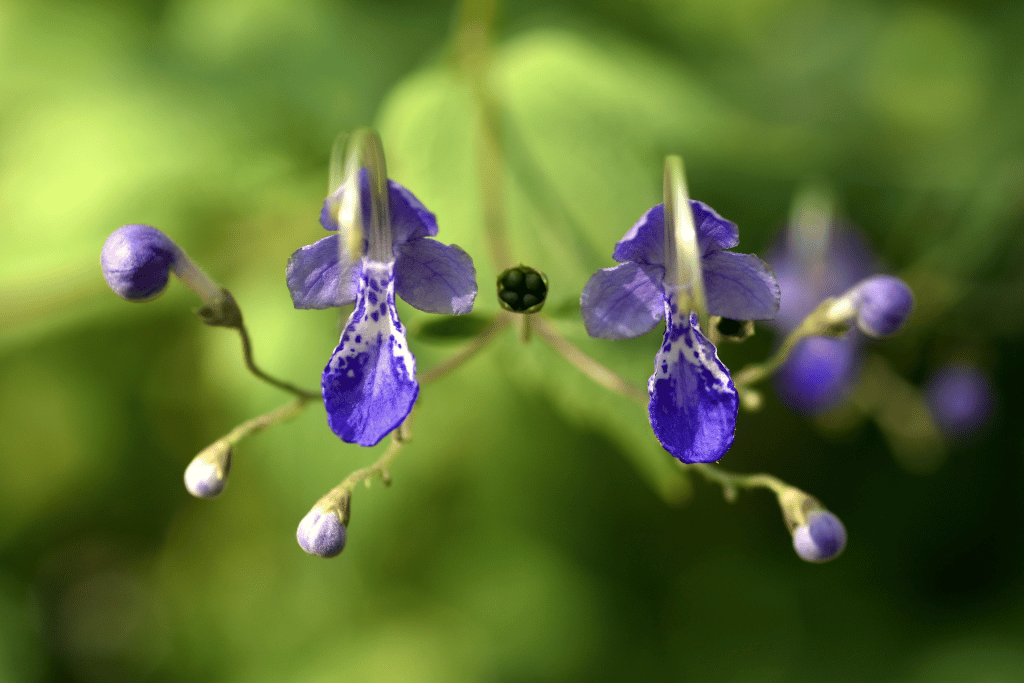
xmin=692 ymin=201 xmax=739 ymax=253
xmin=322 ymin=262 xmax=418 ymax=446
xmin=648 ymin=304 xmax=738 ymax=463
xmin=580 ymin=261 xmax=666 ymax=339
xmin=703 ymin=250 xmax=780 ymax=321
xmin=320 ymin=177 xmax=438 ymax=245
xmin=390 ymin=182 xmax=439 ymax=243
xmin=394 ymin=237 xmax=477 ymax=315
xmin=286 ymin=234 xmax=359 ymax=309
xmin=612 ymin=204 xmax=666 ymax=266
xmin=612 ymin=201 xmax=739 ymax=266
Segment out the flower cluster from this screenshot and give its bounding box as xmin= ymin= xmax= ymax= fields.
xmin=100 ymin=133 xmax=919 ymax=565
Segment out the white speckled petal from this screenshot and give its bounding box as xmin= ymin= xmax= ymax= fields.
xmin=648 ymin=297 xmax=738 ymax=463
xmin=394 ymin=238 xmax=477 ymax=315
xmin=286 ymin=234 xmax=359 ymax=309
xmin=580 ymin=261 xmax=666 ymax=339
xmin=322 ymin=261 xmax=418 ymax=446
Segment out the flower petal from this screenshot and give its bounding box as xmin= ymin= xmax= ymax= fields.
xmin=286 ymin=234 xmax=359 ymax=309
xmin=390 ymin=182 xmax=439 ymax=243
xmin=394 ymin=238 xmax=477 ymax=315
xmin=612 ymin=204 xmax=666 ymax=266
xmin=322 ymin=262 xmax=418 ymax=446
xmin=703 ymin=250 xmax=780 ymax=321
xmin=692 ymin=201 xmax=739 ymax=253
xmin=612 ymin=201 xmax=740 ymax=267
xmin=774 ymin=335 xmax=860 ymax=414
xmin=580 ymin=262 xmax=666 ymax=339
xmin=648 ymin=303 xmax=738 ymax=463
xmin=319 ymin=178 xmax=438 ymax=245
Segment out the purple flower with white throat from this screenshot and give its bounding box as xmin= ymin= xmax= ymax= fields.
xmin=287 ymin=135 xmax=476 ymax=447
xmin=581 ymin=162 xmax=779 ymax=463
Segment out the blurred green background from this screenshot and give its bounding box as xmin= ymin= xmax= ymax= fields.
xmin=2 ymin=0 xmax=1023 ymax=681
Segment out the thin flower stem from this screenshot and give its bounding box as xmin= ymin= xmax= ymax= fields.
xmin=456 ymin=0 xmax=514 ymax=270
xmin=532 ymin=316 xmax=648 ymax=406
xmin=520 ymin=313 xmax=533 ymax=343
xmin=689 ymin=463 xmax=789 ymax=499
xmin=731 ymin=303 xmax=839 ymax=388
xmin=218 ymin=395 xmax=316 ymax=447
xmin=336 ymin=421 xmax=411 ymax=493
xmin=234 ymin=323 xmax=322 ymax=400
xmin=420 ymin=314 xmax=511 ymax=384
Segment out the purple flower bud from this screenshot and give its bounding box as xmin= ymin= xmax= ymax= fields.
xmin=183 ymin=441 xmax=231 ymax=499
xmin=792 ymin=510 xmax=847 ymax=563
xmin=296 ymin=508 xmax=346 ymax=558
xmin=926 ymin=364 xmax=994 ymax=436
xmin=852 ymin=275 xmax=913 ymax=338
xmin=101 ymin=224 xmax=181 ymax=301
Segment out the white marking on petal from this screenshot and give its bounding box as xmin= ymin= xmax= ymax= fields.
xmin=648 ymin=293 xmax=732 ymax=400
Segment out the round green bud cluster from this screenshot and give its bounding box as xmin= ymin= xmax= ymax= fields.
xmin=496 ymin=265 xmax=548 ymax=313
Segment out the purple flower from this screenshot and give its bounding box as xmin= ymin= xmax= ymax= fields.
xmin=792 ymin=510 xmax=847 ymax=563
xmin=767 ymin=223 xmax=876 ymax=413
xmin=768 ymin=218 xmax=915 ymax=413
xmin=287 ymin=177 xmax=477 ymax=446
xmin=581 ymin=201 xmax=779 ymax=463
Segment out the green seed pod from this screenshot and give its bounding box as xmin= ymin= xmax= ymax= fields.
xmin=496 ymin=265 xmax=549 ymax=313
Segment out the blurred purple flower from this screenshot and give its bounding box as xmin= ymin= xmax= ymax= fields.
xmin=925 ymin=364 xmax=994 ymax=438
xmin=767 ymin=223 xmax=876 ymax=413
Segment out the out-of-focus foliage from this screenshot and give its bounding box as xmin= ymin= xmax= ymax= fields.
xmin=1 ymin=0 xmax=1023 ymax=681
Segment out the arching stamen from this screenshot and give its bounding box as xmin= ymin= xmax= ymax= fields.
xmin=334 ymin=128 xmax=393 ymax=264
xmin=662 ymin=156 xmax=707 ymax=323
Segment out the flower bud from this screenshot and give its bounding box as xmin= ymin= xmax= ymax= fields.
xmin=184 ymin=440 xmax=231 ymax=499
xmin=101 ymin=224 xmax=181 ymax=301
xmin=497 ymin=265 xmax=548 ymax=313
xmin=851 ymin=275 xmax=913 ymax=338
xmin=296 ymin=507 xmax=347 ymax=558
xmin=102 ymin=223 xmax=225 ymax=307
xmin=792 ymin=510 xmax=847 ymax=563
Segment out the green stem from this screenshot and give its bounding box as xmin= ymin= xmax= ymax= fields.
xmin=419 ymin=314 xmax=511 ymax=384
xmin=455 ymin=0 xmax=513 ymax=271
xmin=336 ymin=421 xmax=411 ymax=493
xmin=532 ymin=316 xmax=648 ymax=406
xmin=731 ymin=297 xmax=845 ymax=389
xmin=223 ymin=395 xmax=316 ymax=446
xmin=234 ymin=322 xmax=322 ymax=401
xmin=199 ymin=289 xmax=321 ymax=400
xmin=689 ymin=463 xmax=788 ymax=499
